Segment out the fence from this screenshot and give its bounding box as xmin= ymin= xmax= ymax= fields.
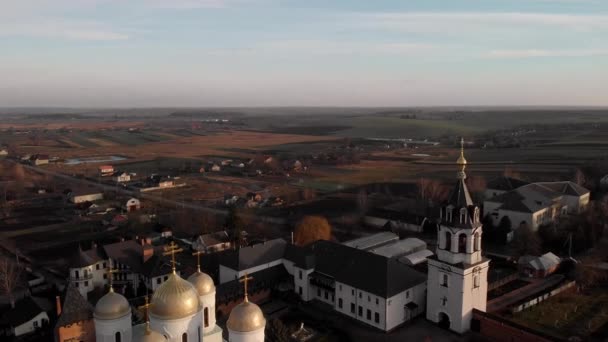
xmin=511 ymin=280 xmax=576 ymax=313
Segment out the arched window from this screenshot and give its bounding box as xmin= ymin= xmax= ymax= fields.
xmin=443 ymin=231 xmax=452 ymax=250
xmin=74 ymin=270 xmax=79 ymax=278
xmin=458 ymin=234 xmax=467 ymax=253
xmin=204 ymin=307 xmax=209 ymax=327
xmin=182 ymin=333 xmax=188 ymax=342
xmin=460 ymin=208 xmax=467 ymax=224
xmin=446 ymin=208 xmax=453 ymax=222
xmin=474 ymin=233 xmax=480 ymax=252
xmin=115 ymin=332 xmax=121 ymax=342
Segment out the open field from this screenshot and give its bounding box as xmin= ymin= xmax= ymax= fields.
xmin=510 ymin=289 xmax=608 ymax=339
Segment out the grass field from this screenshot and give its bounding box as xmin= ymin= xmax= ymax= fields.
xmin=511 ymin=289 xmax=608 ymax=339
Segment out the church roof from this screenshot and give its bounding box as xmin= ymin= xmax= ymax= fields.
xmin=69 ymin=247 xmax=96 ymax=268
xmin=487 ymin=177 xmax=529 ymax=192
xmin=287 ymin=240 xmax=426 ymax=298
xmin=447 ymin=179 xmax=473 ymax=208
xmin=55 ymin=283 xmax=94 ymax=328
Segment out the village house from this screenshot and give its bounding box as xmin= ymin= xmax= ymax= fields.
xmin=518 ymin=252 xmax=561 ymax=278
xmin=68 ymin=246 xmax=109 ymax=299
xmin=484 ymin=176 xmax=530 ymax=200
xmin=0 ymin=149 xmax=8 ymax=157
xmin=218 ymin=238 xmax=287 ymax=284
xmin=124 ymin=198 xmax=141 ymax=212
xmin=0 ymin=297 xmax=49 ymax=338
xmin=30 ymin=154 xmax=49 ymax=166
xmin=192 ymin=231 xmax=232 ymax=253
xmin=112 ymin=171 xmax=131 ymax=183
xmin=69 ymin=190 xmax=104 ymax=204
xmin=210 ymin=164 xmax=221 ymax=172
xmin=483 ymin=181 xmax=590 ymax=231
xmin=98 ymin=165 xmax=114 ymax=177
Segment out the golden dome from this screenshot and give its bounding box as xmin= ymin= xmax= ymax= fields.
xmin=187 ymin=270 xmax=215 ymax=296
xmin=456 ymin=154 xmax=467 ymax=165
xmin=150 ymin=272 xmax=200 ymax=320
xmin=133 ymin=323 xmax=167 ymax=342
xmin=94 ymin=289 xmax=131 ymax=320
xmin=227 ymin=300 xmax=266 ymax=332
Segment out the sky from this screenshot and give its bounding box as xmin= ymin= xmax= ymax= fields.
xmin=1 ymin=0 xmax=607 ymax=107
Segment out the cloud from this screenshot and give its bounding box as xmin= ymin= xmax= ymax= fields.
xmin=0 ymin=19 xmax=129 ymax=41
xmin=487 ymin=49 xmax=608 ymax=58
xmin=349 ymin=12 xmax=608 ymax=33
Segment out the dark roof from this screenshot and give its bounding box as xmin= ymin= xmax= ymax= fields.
xmin=103 ymin=240 xmax=144 ymax=273
xmin=69 ymin=247 xmax=96 ymax=268
xmin=219 ymin=239 xmax=287 ymax=271
xmin=199 ymin=231 xmax=230 ymax=246
xmin=216 ymin=264 xmax=289 ymax=302
xmin=0 ymin=297 xmax=45 ymax=327
xmin=291 ymin=241 xmax=426 ymax=298
xmin=487 ymin=177 xmax=529 ymax=192
xmin=55 ymin=283 xmax=93 ymax=328
xmin=447 ymin=179 xmax=473 ymax=208
xmin=284 ymin=244 xmax=316 ymax=269
xmin=140 ymin=254 xmax=173 ymax=278
xmin=536 ymin=181 xmax=589 ymax=197
xmin=493 ymin=191 xmax=534 ymax=213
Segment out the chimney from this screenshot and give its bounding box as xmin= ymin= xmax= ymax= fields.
xmin=56 ymin=296 xmax=62 ymax=316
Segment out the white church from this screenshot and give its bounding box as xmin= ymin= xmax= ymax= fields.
xmin=92 ymin=243 xmax=265 ymax=342
xmin=425 ymin=139 xmax=490 ymax=333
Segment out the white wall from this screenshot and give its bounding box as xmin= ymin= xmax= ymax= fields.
xmin=14 ymin=312 xmax=49 ymax=337
xmin=219 ymin=259 xmax=284 ymax=284
xmin=228 ymin=327 xmax=264 ymax=342
xmin=292 ymin=266 xmax=314 ymax=301
xmin=94 ymin=313 xmax=132 ymax=342
xmin=150 ymin=311 xmax=202 ymax=342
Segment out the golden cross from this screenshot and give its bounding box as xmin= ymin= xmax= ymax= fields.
xmin=163 ymin=241 xmax=183 ymax=272
xmin=138 ymin=295 xmax=151 ymax=323
xmin=105 ymin=267 xmax=118 ymax=291
xmin=239 ymin=273 xmax=254 ymax=302
xmin=192 ymin=250 xmax=204 ymax=272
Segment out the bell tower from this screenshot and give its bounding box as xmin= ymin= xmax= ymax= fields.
xmin=426 ymin=138 xmax=490 ymax=333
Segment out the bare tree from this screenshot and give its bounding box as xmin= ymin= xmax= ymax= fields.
xmin=574 ymin=168 xmax=586 ymax=187
xmin=0 ymin=257 xmax=23 ymax=308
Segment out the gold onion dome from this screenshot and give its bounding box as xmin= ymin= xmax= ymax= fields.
xmin=188 ymin=270 xmax=215 ymax=296
xmin=94 ymin=289 xmax=131 ymax=320
xmin=227 ymin=299 xmax=266 ymax=332
xmin=133 ymin=324 xmax=167 ymax=342
xmin=150 ymin=272 xmax=200 ymax=320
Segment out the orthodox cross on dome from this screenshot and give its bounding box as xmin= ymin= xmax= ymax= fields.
xmin=456 ymin=137 xmax=468 ymax=180
xmin=163 ymin=241 xmax=183 ymax=273
xmin=192 ymin=250 xmax=204 ymax=273
xmin=105 ymin=267 xmax=118 ymax=292
xmin=138 ymin=295 xmax=152 ymax=334
xmin=239 ymin=273 xmax=254 ymax=302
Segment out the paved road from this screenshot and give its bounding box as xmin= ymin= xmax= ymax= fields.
xmin=14 ymin=160 xmax=287 ymax=225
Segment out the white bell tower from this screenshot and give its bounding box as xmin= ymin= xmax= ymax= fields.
xmin=426 ymin=138 xmax=490 ymax=334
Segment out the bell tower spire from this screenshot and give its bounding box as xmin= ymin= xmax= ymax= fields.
xmin=456 ymin=137 xmax=467 ymax=180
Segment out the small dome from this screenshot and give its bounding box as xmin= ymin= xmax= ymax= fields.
xmin=133 ymin=323 xmax=167 ymax=342
xmin=150 ymin=272 xmax=200 ymax=320
xmin=456 ymin=154 xmax=467 ymax=165
xmin=94 ymin=290 xmax=131 ymax=320
xmin=187 ymin=271 xmax=215 ymax=296
xmin=227 ymin=300 xmax=266 ymax=332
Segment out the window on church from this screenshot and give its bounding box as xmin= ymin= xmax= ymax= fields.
xmin=299 ymin=270 xmax=302 ymax=279
xmin=299 ymin=287 xmax=302 ymax=295
xmin=458 ymin=234 xmax=467 ymax=253
xmin=441 ymin=297 xmax=448 ymax=306
xmin=444 ymin=231 xmax=451 ymax=250
xmin=474 ymin=276 xmax=480 ymax=288
xmin=182 ymin=333 xmax=187 ymax=342
xmin=406 ymin=291 xmax=410 ymax=299
xmin=446 ymin=209 xmax=452 ymax=222
xmin=115 ymin=332 xmax=121 ymax=342
xmin=376 ymin=298 xmax=379 ymax=305
xmin=441 ymin=274 xmax=448 ymax=287
xmin=460 ymin=208 xmax=466 ymax=224
xmin=204 ymin=307 xmax=209 ymax=327
xmin=474 ymin=233 xmax=480 ymax=252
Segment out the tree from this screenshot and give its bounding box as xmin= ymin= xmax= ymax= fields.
xmin=225 ymin=206 xmax=245 ymax=247
xmin=265 ymin=319 xmax=291 ymax=342
xmin=0 ymin=257 xmax=23 ymax=308
xmin=575 ymin=255 xmax=608 ymax=292
xmin=512 ymin=223 xmax=541 ymax=257
xmin=294 ymin=216 xmax=332 ymax=246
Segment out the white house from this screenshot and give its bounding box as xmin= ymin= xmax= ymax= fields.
xmin=124 ymin=198 xmax=141 ymax=212
xmin=483 ymin=181 xmax=590 ymax=231
xmin=68 ymin=246 xmax=109 ymax=299
xmin=284 ymin=240 xmax=427 ymax=331
xmin=0 ymin=297 xmax=49 ymax=337
xmin=69 ymin=191 xmax=104 ymax=204
xmin=112 ymin=172 xmax=131 ymax=183
xmin=193 ymin=231 xmax=232 ymax=253
xmin=484 ymin=177 xmax=529 ymax=200
xmin=98 ymin=165 xmax=114 ymax=177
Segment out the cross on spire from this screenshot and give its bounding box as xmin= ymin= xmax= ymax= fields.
xmin=163 ymin=241 xmax=183 ymax=273
xmin=192 ymin=250 xmax=204 ymax=273
xmin=456 ymin=137 xmax=468 ymax=180
xmin=138 ymin=295 xmax=152 ymax=334
xmin=239 ymin=273 xmax=254 ymax=302
xmin=105 ymin=267 xmax=118 ymax=292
